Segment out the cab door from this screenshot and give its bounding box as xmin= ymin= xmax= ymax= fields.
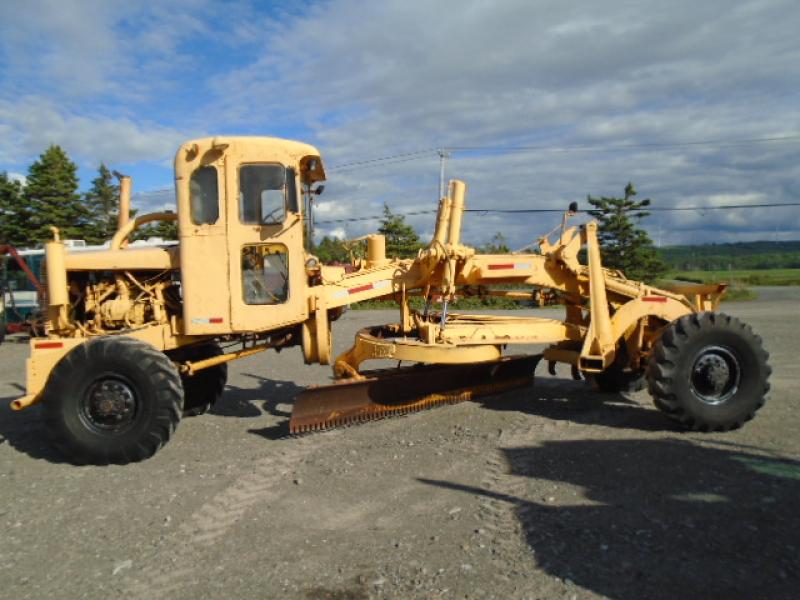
xmin=178 ymin=148 xmax=231 ymax=336
xmin=225 ymin=159 xmax=308 ymax=332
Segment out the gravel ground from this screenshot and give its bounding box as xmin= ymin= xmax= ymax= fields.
xmin=0 ymin=287 xmax=798 ymax=599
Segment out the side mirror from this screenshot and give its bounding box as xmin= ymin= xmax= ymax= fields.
xmin=313 ymin=185 xmax=325 ymax=196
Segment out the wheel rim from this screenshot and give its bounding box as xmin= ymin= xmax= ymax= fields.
xmin=79 ymin=376 xmax=139 ymax=434
xmin=689 ymin=345 xmax=741 ymax=405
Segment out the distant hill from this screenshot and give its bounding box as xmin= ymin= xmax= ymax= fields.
xmin=658 ymin=241 xmax=800 ymax=270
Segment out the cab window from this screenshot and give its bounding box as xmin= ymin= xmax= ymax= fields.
xmin=189 ymin=166 xmax=219 ymax=225
xmin=239 ymin=164 xmax=286 ymax=224
xmin=241 ymin=244 xmax=289 ymax=305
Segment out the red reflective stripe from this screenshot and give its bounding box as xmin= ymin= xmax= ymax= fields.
xmin=209 ymin=317 xmax=224 ymax=324
xmin=642 ymin=296 xmax=668 ymax=302
xmin=487 ymin=263 xmax=515 ymax=270
xmin=348 ymin=284 xmax=374 ymax=295
xmin=35 ymin=342 xmax=63 ymax=349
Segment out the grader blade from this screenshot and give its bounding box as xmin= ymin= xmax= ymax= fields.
xmin=289 ymin=355 xmax=540 ymax=433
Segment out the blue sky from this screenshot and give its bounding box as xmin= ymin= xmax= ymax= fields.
xmin=1 ymin=0 xmax=799 ymax=247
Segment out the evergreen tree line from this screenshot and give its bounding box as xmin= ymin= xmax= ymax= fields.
xmin=0 ymin=145 xmax=175 ymax=249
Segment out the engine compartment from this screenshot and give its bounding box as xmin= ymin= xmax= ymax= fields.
xmin=67 ymin=270 xmax=182 ymax=333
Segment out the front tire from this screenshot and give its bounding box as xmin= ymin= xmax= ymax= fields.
xmin=647 ymin=312 xmax=770 ymax=431
xmin=43 ymin=336 xmax=183 ymax=465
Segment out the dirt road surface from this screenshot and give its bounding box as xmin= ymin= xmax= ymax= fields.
xmin=1 ymin=287 xmax=798 ymax=599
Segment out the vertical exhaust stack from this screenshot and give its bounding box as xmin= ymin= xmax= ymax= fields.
xmin=44 ymin=227 xmax=69 ymax=331
xmin=117 ymin=174 xmax=132 ymax=233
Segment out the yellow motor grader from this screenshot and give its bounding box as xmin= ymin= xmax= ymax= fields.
xmin=11 ymin=137 xmax=770 ymax=464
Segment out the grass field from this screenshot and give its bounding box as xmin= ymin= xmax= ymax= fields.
xmin=668 ymin=268 xmax=800 ymax=286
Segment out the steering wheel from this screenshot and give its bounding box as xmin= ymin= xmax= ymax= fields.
xmin=262 ymin=207 xmax=283 ymax=224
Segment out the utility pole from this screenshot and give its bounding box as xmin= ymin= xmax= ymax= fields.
xmin=438 ymin=148 xmax=450 ymax=199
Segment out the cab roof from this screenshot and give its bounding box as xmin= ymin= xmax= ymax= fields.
xmin=176 ymin=136 xmax=326 ymax=181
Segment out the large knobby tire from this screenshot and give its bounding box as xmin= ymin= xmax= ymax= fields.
xmin=590 ymin=367 xmax=646 ymax=394
xmin=589 ymin=345 xmax=646 ymax=393
xmin=647 ymin=312 xmax=770 ymax=431
xmin=42 ymin=336 xmax=183 ymax=465
xmin=170 ymin=343 xmax=228 ymax=416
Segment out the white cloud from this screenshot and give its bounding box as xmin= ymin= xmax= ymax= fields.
xmin=7 ymin=172 xmax=27 ymax=186
xmin=133 ymin=189 xmax=176 ymax=214
xmin=1 ymin=0 xmax=798 ymax=247
xmin=326 ymin=227 xmax=347 ymax=240
xmin=0 ymin=97 xmax=191 ymax=166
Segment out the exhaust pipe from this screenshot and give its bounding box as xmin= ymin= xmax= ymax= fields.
xmin=116 ymin=173 xmax=132 ymax=232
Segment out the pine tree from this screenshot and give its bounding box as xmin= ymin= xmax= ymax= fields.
xmin=24 ymin=145 xmax=86 ymax=244
xmin=314 ymin=236 xmax=352 ymax=264
xmin=84 ymin=164 xmax=120 ymax=243
xmin=378 ymin=204 xmax=422 ymax=258
xmin=587 ymin=183 xmax=667 ymax=283
xmin=133 ymin=219 xmax=178 ymax=241
xmin=480 ymin=232 xmax=510 ymax=254
xmin=0 ymin=172 xmax=28 ymax=246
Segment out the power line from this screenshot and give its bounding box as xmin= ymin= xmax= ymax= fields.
xmin=315 ymin=201 xmax=800 ymax=226
xmin=317 ymin=209 xmax=438 ymax=225
xmin=325 ymin=133 xmax=800 ymax=174
xmin=327 ymin=148 xmax=438 ymax=171
xmin=448 ymin=134 xmax=800 ymax=154
xmin=468 ymin=202 xmax=800 ymax=214
xmin=645 ymin=202 xmax=800 ymax=212
xmin=330 ymin=153 xmax=436 ymax=173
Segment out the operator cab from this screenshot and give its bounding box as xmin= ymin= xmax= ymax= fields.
xmin=175 ymin=136 xmax=325 ymax=335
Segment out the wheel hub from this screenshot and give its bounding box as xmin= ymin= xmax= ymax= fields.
xmin=695 ymin=354 xmax=730 ymax=394
xmin=82 ymin=378 xmax=137 ymax=432
xmin=690 ymin=346 xmax=741 ymax=405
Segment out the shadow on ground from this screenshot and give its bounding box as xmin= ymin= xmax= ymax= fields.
xmin=211 ymin=373 xmax=304 ymax=419
xmin=422 ymin=438 xmax=799 ymax=600
xmin=0 ymin=372 xmax=679 ymax=461
xmin=0 ymin=398 xmax=66 ymax=462
xmin=213 ymin=373 xmax=305 ymax=439
xmin=234 ymin=371 xmax=680 ymax=441
xmin=480 ymin=375 xmax=684 ymax=433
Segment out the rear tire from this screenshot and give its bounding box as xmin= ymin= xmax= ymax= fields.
xmin=43 ymin=336 xmax=183 ymax=465
xmin=169 ymin=343 xmax=228 ymax=416
xmin=647 ymin=312 xmax=770 ymax=431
